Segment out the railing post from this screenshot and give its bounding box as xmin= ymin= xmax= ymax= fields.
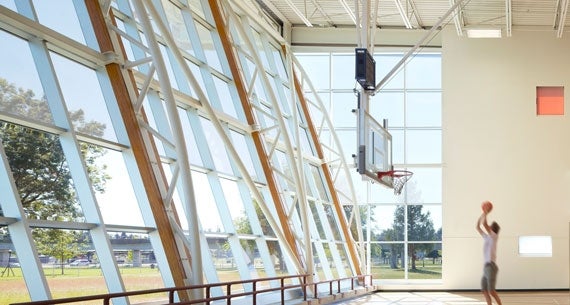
xmin=253 ymin=280 xmax=257 ymax=305
xmin=313 ymin=283 xmax=317 ymax=298
xmin=329 ymin=281 xmax=332 ymax=295
xmin=303 ymin=275 xmax=307 ymax=301
xmin=227 ymin=284 xmax=231 ymax=305
xmin=206 ymin=286 xmax=211 ymax=305
xmin=351 ymin=277 xmax=354 ymax=290
xmin=337 ymin=279 xmax=340 ymax=293
xmin=281 ymin=277 xmax=285 ymax=303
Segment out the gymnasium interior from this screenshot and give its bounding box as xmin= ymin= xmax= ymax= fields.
xmin=0 ymin=0 xmax=569 ymax=304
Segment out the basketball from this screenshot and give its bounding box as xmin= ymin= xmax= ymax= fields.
xmin=481 ymin=201 xmax=493 ymax=213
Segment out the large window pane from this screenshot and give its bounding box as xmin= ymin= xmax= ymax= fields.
xmin=406 ymin=54 xmax=441 ymax=89
xmin=106 ymin=231 xmax=165 ymax=299
xmin=195 ymin=21 xmax=222 ymax=72
xmin=33 ymin=229 xmax=107 ymax=298
xmin=406 ymin=92 xmax=442 ymax=127
xmin=50 ymin=52 xmax=117 ymax=141
xmin=193 ymin=172 xmax=224 ymax=233
xmin=201 ymin=117 xmax=233 ymax=174
xmin=0 ymin=30 xmax=51 ymax=124
xmin=406 ymin=205 xmax=439 ymax=242
xmin=163 ymin=1 xmax=194 ymax=56
xmin=0 ymin=124 xmax=85 ymax=222
xmin=332 ymin=54 xmax=355 ymax=89
xmin=0 ymin=232 xmax=29 ymax=303
xmin=375 ymin=54 xmax=404 ymax=89
xmin=33 ymin=0 xmax=89 ymax=47
xmin=371 ymin=91 xmax=404 ymax=128
xmin=331 ymin=92 xmax=357 ymax=128
xmin=370 ymin=205 xmax=404 ymax=242
xmin=92 ymin=147 xmax=144 ymax=226
xmin=213 ymin=76 xmax=238 ymax=118
xmin=407 ymin=242 xmax=442 ymax=279
xmin=404 ymin=167 xmax=442 ymax=203
xmin=406 ymin=130 xmax=442 ymax=164
xmin=295 ymin=54 xmax=330 ymax=90
xmin=371 ymin=242 xmax=406 ymax=280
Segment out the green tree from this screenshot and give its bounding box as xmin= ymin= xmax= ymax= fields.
xmin=393 ymin=205 xmax=436 ymax=270
xmin=35 ymin=229 xmax=88 ymax=275
xmin=0 ymin=78 xmax=108 ymax=265
xmin=381 ymin=180 xmax=439 ymax=271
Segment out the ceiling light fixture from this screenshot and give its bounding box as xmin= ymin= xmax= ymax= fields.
xmin=283 ymin=0 xmax=313 ymax=27
xmin=465 ymin=28 xmax=502 ymax=38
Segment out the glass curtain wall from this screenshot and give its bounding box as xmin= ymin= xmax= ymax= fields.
xmin=296 ymin=51 xmax=443 ymax=281
xmin=0 ymin=0 xmax=361 ymax=302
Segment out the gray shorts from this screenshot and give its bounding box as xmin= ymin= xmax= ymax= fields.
xmin=481 ymin=262 xmax=498 ymax=291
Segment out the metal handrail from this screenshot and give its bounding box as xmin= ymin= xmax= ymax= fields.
xmin=303 ymin=274 xmax=373 ymax=301
xmin=11 ymin=274 xmax=307 ymax=305
xmin=11 ymin=274 xmax=373 ymax=305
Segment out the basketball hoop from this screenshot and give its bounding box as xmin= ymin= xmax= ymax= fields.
xmin=377 ymin=170 xmax=413 ymax=195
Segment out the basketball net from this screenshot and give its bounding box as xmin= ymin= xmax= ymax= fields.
xmin=378 ymin=170 xmax=413 ymax=195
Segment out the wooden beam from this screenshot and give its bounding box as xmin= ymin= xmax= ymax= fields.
xmin=83 ymin=1 xmax=189 ymax=298
xmin=207 ymin=0 xmax=305 ymax=269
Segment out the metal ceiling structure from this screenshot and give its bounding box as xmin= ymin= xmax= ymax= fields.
xmin=258 ymin=0 xmax=569 ymax=38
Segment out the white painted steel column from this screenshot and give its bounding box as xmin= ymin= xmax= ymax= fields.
xmin=285 ymin=47 xmax=314 ymax=283
xmin=131 ymin=0 xmax=203 ymax=293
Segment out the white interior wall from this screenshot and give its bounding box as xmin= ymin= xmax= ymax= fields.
xmin=442 ymin=28 xmax=570 ymax=290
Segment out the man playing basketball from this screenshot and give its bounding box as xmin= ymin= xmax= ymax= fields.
xmin=476 ymin=205 xmax=502 ymax=305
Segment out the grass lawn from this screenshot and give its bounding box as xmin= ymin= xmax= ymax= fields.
xmin=1 ymin=266 xmax=165 ymax=305
xmin=1 ymin=262 xmax=441 ymax=304
xmin=371 ymin=261 xmax=442 ymax=280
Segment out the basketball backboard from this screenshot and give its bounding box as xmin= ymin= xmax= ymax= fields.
xmin=356 ymin=98 xmax=394 ymax=188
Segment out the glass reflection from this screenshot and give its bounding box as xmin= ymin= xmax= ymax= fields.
xmin=0 ymin=31 xmax=52 ymax=124
xmin=50 ymin=52 xmax=117 ymax=142
xmin=0 ymin=123 xmax=85 ymax=222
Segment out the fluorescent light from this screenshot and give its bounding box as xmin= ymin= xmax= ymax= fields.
xmin=466 ymin=28 xmax=502 ymax=38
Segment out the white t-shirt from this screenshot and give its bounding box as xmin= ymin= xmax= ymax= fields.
xmin=483 ymin=231 xmax=498 ymax=264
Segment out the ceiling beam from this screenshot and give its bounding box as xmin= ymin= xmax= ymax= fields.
xmin=339 ymin=0 xmax=357 ymax=25
xmin=394 ymin=0 xmax=413 ymax=28
xmin=556 ymin=0 xmax=569 ymax=37
xmin=310 ymin=0 xmax=336 ymax=26
xmin=506 ymin=0 xmax=512 ymax=37
xmin=407 ymin=0 xmax=424 ymax=28
xmin=449 ymin=0 xmax=464 ymax=36
xmin=283 ymin=0 xmax=313 ymax=27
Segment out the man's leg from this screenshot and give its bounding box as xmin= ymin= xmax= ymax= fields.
xmin=481 ymin=272 xmax=492 ymax=305
xmin=490 ymin=290 xmax=502 ymax=305
xmin=482 ymin=290 xmax=492 ymax=305
xmin=487 ymin=263 xmax=501 ymax=305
